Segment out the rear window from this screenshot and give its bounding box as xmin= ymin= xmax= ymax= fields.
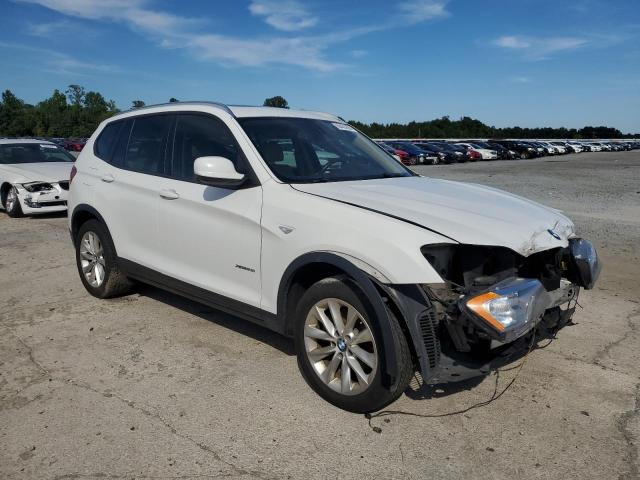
xmin=0 ymin=143 xmax=75 ymax=164
xmin=123 ymin=114 xmax=172 ymax=175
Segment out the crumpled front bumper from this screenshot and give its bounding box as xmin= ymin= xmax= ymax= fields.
xmin=15 ymin=184 xmax=69 ymax=214
xmin=380 ymin=238 xmax=601 ymax=384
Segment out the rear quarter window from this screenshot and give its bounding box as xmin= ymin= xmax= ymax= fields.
xmin=95 ymin=121 xmax=124 ymax=162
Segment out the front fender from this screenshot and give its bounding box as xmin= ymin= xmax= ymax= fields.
xmin=278 ymin=252 xmax=401 ymax=388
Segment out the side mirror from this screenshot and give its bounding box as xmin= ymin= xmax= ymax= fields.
xmin=194 ymin=156 xmax=246 ymax=188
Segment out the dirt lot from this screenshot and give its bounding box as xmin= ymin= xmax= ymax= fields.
xmin=1 ymin=151 xmax=638 ymax=480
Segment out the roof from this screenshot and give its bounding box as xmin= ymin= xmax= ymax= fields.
xmin=0 ymin=139 xmax=54 ymax=145
xmin=106 ymin=101 xmax=341 ymax=123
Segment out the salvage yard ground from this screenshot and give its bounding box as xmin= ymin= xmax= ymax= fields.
xmin=1 ymin=151 xmax=638 ymax=480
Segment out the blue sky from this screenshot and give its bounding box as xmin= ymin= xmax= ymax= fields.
xmin=0 ymin=0 xmax=638 ymax=132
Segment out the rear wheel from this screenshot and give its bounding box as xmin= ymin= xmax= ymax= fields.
xmin=520 ymin=152 xmax=529 ymax=159
xmin=75 ymin=219 xmax=133 ymax=298
xmin=294 ymin=276 xmax=413 ymax=413
xmin=5 ymin=186 xmax=24 ymax=218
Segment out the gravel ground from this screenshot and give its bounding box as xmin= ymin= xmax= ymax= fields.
xmin=1 ymin=151 xmax=638 ymax=480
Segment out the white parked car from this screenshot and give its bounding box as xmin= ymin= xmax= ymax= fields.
xmin=68 ymin=102 xmax=601 ymax=412
xmin=454 ymin=142 xmax=498 ymax=160
xmin=0 ymin=139 xmax=75 ymax=217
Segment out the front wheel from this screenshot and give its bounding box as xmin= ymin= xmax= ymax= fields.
xmin=5 ymin=186 xmax=24 ymax=218
xmin=294 ymin=276 xmax=413 ymax=413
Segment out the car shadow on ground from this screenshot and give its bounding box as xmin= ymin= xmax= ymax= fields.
xmin=136 ymin=283 xmax=296 ymax=356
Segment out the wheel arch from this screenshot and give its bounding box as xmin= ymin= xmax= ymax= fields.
xmin=70 ymin=204 xmax=114 ymax=252
xmin=277 ymin=252 xmax=404 ymax=388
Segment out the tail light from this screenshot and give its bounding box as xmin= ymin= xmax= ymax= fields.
xmin=69 ymin=165 xmax=77 ymax=185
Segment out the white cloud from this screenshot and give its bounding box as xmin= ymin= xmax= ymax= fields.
xmin=17 ymin=0 xmax=452 ymax=72
xmin=509 ymin=76 xmax=532 ymax=83
xmin=0 ymin=41 xmax=121 ymax=76
xmin=492 ymin=35 xmax=588 ymax=59
xmin=249 ymin=0 xmax=317 ymax=32
xmin=398 ymin=0 xmax=450 ymax=24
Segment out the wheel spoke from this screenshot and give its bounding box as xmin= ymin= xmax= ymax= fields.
xmin=340 ymin=354 xmax=351 ymax=394
xmin=323 ymin=352 xmax=342 ymax=383
xmin=94 ymin=263 xmax=105 ymax=284
xmin=81 ymin=261 xmax=92 ymax=273
xmin=346 ymin=354 xmax=370 ymax=385
xmin=308 ymin=345 xmax=335 ymax=362
xmin=350 ymin=345 xmax=375 ymax=369
xmin=315 ymin=306 xmax=336 ymax=338
xmin=328 ymin=300 xmax=345 ymax=335
xmin=351 ymin=328 xmax=373 ymax=345
xmin=305 ymin=326 xmax=334 ymax=342
xmin=80 ymin=251 xmax=93 ymax=261
xmin=343 ymin=307 xmax=358 ymax=336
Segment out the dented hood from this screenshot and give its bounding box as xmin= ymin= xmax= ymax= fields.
xmin=293 ymin=176 xmax=575 ymax=256
xmin=0 ymin=162 xmax=73 ymax=184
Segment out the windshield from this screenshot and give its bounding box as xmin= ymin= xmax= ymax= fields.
xmin=0 ymin=143 xmax=75 ymax=164
xmin=238 ymin=117 xmax=414 ymax=183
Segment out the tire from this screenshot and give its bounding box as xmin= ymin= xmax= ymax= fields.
xmin=431 ymin=157 xmax=439 ymax=165
xmin=75 ymin=219 xmax=133 ymax=298
xmin=294 ymin=275 xmax=413 ymax=413
xmin=4 ymin=186 xmax=24 ymax=218
xmin=409 ymin=157 xmax=417 ymax=166
xmin=520 ymin=152 xmax=529 ymax=160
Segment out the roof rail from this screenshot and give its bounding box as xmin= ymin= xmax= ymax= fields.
xmin=121 ymin=101 xmax=235 ymax=116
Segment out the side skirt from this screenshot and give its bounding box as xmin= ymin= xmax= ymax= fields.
xmin=117 ymin=258 xmax=283 ymax=333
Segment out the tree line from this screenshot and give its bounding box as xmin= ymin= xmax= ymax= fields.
xmin=348 ymin=117 xmax=635 ymax=140
xmin=0 ymin=88 xmax=635 ymax=139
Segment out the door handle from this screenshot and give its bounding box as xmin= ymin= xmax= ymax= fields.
xmin=101 ymin=174 xmax=115 ymax=183
xmin=159 ymin=189 xmax=180 ymax=200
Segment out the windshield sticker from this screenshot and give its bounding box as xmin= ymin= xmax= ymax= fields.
xmin=40 ymin=144 xmax=57 ymax=149
xmin=332 ymin=122 xmax=356 ymax=132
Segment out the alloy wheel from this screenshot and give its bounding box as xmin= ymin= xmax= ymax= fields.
xmin=79 ymin=231 xmax=106 ymax=287
xmin=6 ymin=187 xmax=17 ymax=211
xmin=303 ymin=298 xmax=378 ymax=396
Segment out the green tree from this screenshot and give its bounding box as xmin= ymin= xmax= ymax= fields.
xmin=131 ymin=100 xmax=146 ymax=109
xmin=0 ymin=90 xmax=30 ymax=136
xmin=263 ymin=96 xmax=289 ymax=108
xmin=169 ymin=97 xmax=179 ymax=103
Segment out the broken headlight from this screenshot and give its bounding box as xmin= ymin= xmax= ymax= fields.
xmin=22 ymin=182 xmax=54 ymax=192
xmin=462 ymin=278 xmax=550 ymax=340
xmin=569 ymin=238 xmax=601 ymax=290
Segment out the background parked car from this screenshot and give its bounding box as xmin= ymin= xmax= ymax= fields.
xmin=63 ymin=138 xmax=86 ymax=152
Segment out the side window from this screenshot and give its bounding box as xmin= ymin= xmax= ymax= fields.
xmin=123 ymin=115 xmax=172 ymax=175
xmin=111 ymin=119 xmax=133 ymax=167
xmin=172 ymin=114 xmax=240 ymax=182
xmin=94 ymin=121 xmax=123 ymax=162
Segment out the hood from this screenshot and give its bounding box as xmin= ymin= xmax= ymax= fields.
xmin=293 ymin=176 xmax=574 ymax=257
xmin=0 ymin=162 xmax=73 ymax=184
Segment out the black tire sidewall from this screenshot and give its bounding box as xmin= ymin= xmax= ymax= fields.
xmin=293 ymin=276 xmax=401 ymax=413
xmin=75 ymin=220 xmax=117 ymax=298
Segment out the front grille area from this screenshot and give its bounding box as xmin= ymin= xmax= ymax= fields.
xmin=58 ymin=181 xmax=69 ymax=190
xmin=418 ymin=309 xmax=441 ymax=369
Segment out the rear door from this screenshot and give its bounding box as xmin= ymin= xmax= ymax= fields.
xmin=156 ymin=112 xmax=263 ymax=308
xmin=92 ymin=113 xmax=173 ymax=268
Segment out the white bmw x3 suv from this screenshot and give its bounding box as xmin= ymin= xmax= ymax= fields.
xmin=68 ymin=102 xmax=601 ymax=412
xmin=1 ymin=139 xmax=75 ymax=217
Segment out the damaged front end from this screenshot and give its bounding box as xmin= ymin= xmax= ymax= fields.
xmin=384 ymin=239 xmax=601 ymax=384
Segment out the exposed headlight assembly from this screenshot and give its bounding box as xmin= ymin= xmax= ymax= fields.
xmin=569 ymin=238 xmax=601 ymax=289
xmin=22 ymin=182 xmax=54 ymax=192
xmin=462 ymin=278 xmax=551 ymax=340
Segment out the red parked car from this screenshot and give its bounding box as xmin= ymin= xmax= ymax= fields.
xmin=63 ymin=139 xmax=86 ymax=152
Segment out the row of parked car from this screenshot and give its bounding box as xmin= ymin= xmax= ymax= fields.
xmin=376 ymin=139 xmax=640 ymax=165
xmin=46 ymin=137 xmax=87 ymax=152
